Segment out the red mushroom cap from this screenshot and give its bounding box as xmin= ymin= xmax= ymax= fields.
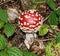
xmin=18 ymin=10 xmax=43 ymax=33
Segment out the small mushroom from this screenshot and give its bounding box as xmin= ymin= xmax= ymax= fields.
xmin=7 ymin=8 xmax=20 ymax=22
xmin=18 ymin=10 xmax=43 ymax=49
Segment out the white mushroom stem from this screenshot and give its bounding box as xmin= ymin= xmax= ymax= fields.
xmin=24 ymin=33 xmax=37 ymax=49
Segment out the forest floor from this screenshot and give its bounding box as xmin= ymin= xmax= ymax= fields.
xmin=0 ymin=0 xmax=60 ymax=56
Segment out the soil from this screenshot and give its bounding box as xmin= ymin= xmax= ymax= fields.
xmin=0 ymin=0 xmax=60 ymax=56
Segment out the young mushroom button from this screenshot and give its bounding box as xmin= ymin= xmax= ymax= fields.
xmin=19 ymin=10 xmax=43 ymax=33
xmin=18 ymin=10 xmax=43 ymax=49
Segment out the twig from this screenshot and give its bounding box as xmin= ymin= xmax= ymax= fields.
xmin=0 ymin=0 xmax=13 ymax=5
xmin=35 ymin=38 xmax=54 ymax=42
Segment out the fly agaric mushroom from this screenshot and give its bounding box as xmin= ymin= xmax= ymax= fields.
xmin=18 ymin=10 xmax=43 ymax=49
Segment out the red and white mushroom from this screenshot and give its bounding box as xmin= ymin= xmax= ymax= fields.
xmin=18 ymin=10 xmax=43 ymax=49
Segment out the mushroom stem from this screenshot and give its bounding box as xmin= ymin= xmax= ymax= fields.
xmin=24 ymin=33 xmax=37 ymax=49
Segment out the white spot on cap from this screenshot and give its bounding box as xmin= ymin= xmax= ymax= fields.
xmin=22 ymin=13 xmax=24 ymax=15
xmin=29 ymin=25 xmax=32 ymax=27
xmin=35 ymin=27 xmax=38 ymax=30
xmin=19 ymin=17 xmax=20 ymax=19
xmin=30 ymin=29 xmax=34 ymax=31
xmin=27 ymin=10 xmax=30 ymax=12
xmin=30 ymin=10 xmax=34 ymax=13
xmin=24 ymin=22 xmax=26 ymax=25
xmin=32 ymin=25 xmax=35 ymax=28
xmin=39 ymin=14 xmax=41 ymax=16
xmin=25 ymin=12 xmax=27 ymax=14
xmin=27 ymin=23 xmax=29 ymax=25
xmin=32 ymin=14 xmax=34 ymax=16
xmin=34 ymin=21 xmax=36 ymax=24
xmin=26 ymin=27 xmax=29 ymax=29
xmin=20 ymin=18 xmax=23 ymax=20
xmin=20 ymin=26 xmax=23 ymax=29
xmin=36 ymin=13 xmax=38 ymax=16
xmin=39 ymin=22 xmax=41 ymax=24
xmin=34 ymin=19 xmax=37 ymax=21
xmin=31 ymin=21 xmax=34 ymax=23
xmin=18 ymin=21 xmax=20 ymax=24
xmin=21 ymin=23 xmax=23 ymax=25
xmin=20 ymin=27 xmax=23 ymax=30
xmin=29 ymin=14 xmax=31 ymax=15
xmin=36 ymin=23 xmax=39 ymax=26
xmin=25 ymin=15 xmax=30 ymax=18
xmin=39 ymin=18 xmax=41 ymax=20
xmin=23 ymin=27 xmax=26 ymax=29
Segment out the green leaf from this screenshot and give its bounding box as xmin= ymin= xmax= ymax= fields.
xmin=46 ymin=42 xmax=60 ymax=56
xmin=0 ymin=9 xmax=8 ymax=23
xmin=0 ymin=34 xmax=7 ymax=50
xmin=4 ymin=23 xmax=15 ymax=37
xmin=7 ymin=47 xmax=23 ymax=56
xmin=48 ymin=12 xmax=57 ymax=25
xmin=34 ymin=0 xmax=45 ymax=3
xmin=56 ymin=32 xmax=60 ymax=43
xmin=0 ymin=50 xmax=8 ymax=56
xmin=47 ymin=0 xmax=56 ymax=11
xmin=0 ymin=20 xmax=5 ymax=29
xmin=51 ymin=25 xmax=57 ymax=29
xmin=38 ymin=25 xmax=48 ymax=36
xmin=55 ymin=43 xmax=60 ymax=51
xmin=22 ymin=50 xmax=37 ymax=56
xmin=46 ymin=42 xmax=54 ymax=56
xmin=7 ymin=47 xmax=37 ymax=56
xmin=55 ymin=9 xmax=60 ymax=16
xmin=58 ymin=16 xmax=60 ymax=23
